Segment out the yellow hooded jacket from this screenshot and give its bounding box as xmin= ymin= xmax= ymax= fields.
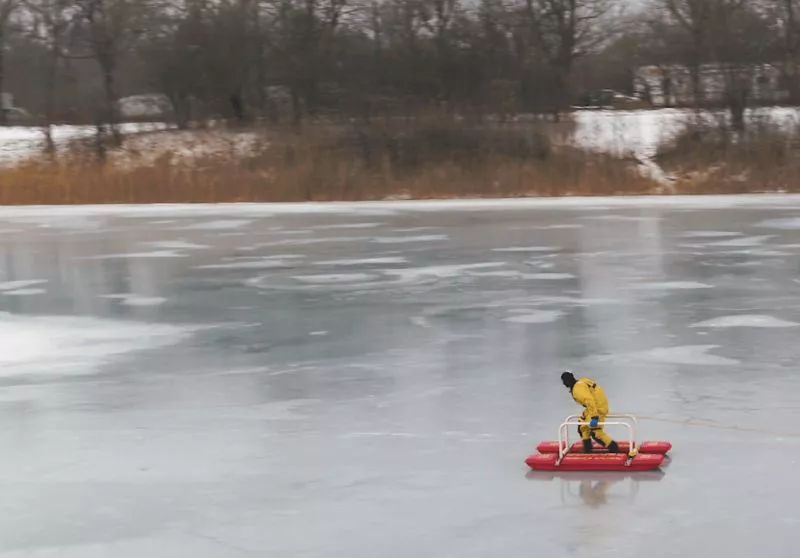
xmin=571 ymin=377 xmax=609 ymax=419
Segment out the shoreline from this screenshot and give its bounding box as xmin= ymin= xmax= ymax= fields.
xmin=1 ymin=192 xmax=799 ymax=217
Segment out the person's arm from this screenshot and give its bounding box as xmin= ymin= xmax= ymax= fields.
xmin=572 ymin=382 xmax=599 ymax=422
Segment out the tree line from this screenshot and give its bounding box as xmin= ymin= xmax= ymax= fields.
xmin=1 ymin=0 xmax=799 ymax=138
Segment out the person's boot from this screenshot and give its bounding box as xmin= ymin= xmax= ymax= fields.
xmin=607 ymin=441 xmax=620 ymax=454
xmin=582 ymin=439 xmax=593 ymax=453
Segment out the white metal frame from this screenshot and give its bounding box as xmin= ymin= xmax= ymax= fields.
xmin=557 ymin=414 xmax=639 ymax=465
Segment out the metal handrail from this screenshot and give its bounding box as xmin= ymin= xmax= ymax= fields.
xmin=557 ymin=420 xmax=636 ymax=464
xmin=564 ymin=413 xmax=638 ymax=442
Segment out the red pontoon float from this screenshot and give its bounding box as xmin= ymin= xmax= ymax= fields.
xmin=526 ymin=414 xmax=671 ymax=472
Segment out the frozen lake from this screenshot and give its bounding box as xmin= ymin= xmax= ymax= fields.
xmin=1 ymin=196 xmax=799 ymax=557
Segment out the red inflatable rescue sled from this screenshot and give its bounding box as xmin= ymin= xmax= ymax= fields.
xmin=525 ymin=414 xmax=671 ymax=472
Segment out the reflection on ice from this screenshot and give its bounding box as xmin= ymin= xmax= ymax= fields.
xmin=526 ymin=470 xmax=665 ymax=508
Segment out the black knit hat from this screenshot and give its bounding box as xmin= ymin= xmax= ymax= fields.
xmin=561 ymin=371 xmax=576 ymax=388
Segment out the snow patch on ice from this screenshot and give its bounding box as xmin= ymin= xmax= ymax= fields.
xmin=383 ymin=262 xmax=505 ymax=282
xmin=524 ymin=273 xmax=575 ymax=280
xmin=634 ymin=281 xmax=713 ymax=290
xmin=392 ymin=227 xmax=440 ymax=232
xmin=0 ymin=279 xmax=48 ymax=291
xmin=371 ymin=234 xmax=449 ymax=244
xmin=311 ymin=222 xmax=384 ymax=230
xmin=253 ymin=236 xmax=365 ymax=247
xmin=492 ymin=246 xmax=559 ymax=253
xmin=504 ymin=310 xmax=565 ymax=324
xmin=691 ymin=314 xmax=800 ymax=328
xmin=179 ymin=219 xmax=253 ymax=231
xmin=142 ymin=240 xmax=210 ymax=250
xmin=0 ymin=289 xmax=47 ymax=296
xmin=707 ymin=235 xmax=775 ymax=247
xmin=758 ymin=217 xmax=800 ymax=230
xmin=531 ymin=224 xmax=583 ymax=230
xmin=197 ymin=258 xmax=298 ymax=270
xmin=86 ymin=250 xmax=188 ymax=259
xmin=410 ymin=316 xmax=432 ymax=328
xmin=314 ymin=257 xmax=408 ymax=266
xmin=718 ymin=249 xmax=791 ymax=257
xmin=0 ymin=314 xmax=194 ymax=377
xmin=681 ymin=231 xmax=742 ymax=238
xmin=292 ymin=273 xmax=380 ymax=284
xmin=625 ymin=345 xmax=740 ymax=366
xmin=1 ymin=288 xmax=46 ymax=296
xmin=583 ymin=214 xmax=661 ymax=222
xmin=468 ymin=270 xmax=575 ymax=280
xmin=102 ymin=294 xmax=167 ymax=307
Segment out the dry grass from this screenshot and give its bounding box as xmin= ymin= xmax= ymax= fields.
xmin=0 ymin=120 xmax=657 ymax=205
xmin=656 ymin=121 xmax=800 ymax=194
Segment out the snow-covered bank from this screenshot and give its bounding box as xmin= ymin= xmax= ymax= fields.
xmin=0 ymin=122 xmax=169 ymax=166
xmin=3 ymin=107 xmax=799 ymax=170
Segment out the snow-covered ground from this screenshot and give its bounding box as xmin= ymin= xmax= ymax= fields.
xmin=1 ymin=195 xmax=800 ymax=556
xmin=3 ymin=107 xmax=799 ymax=173
xmin=0 ymin=122 xmax=169 ymax=166
xmin=571 ymin=106 xmax=800 ymax=183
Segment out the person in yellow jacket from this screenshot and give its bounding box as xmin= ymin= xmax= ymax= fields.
xmin=561 ymin=371 xmax=620 ymax=454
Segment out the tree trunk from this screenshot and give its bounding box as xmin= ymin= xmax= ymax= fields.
xmin=42 ymin=44 xmax=58 ymax=156
xmin=102 ymin=61 xmax=122 ymax=146
xmin=689 ymin=63 xmax=703 ymax=108
xmin=727 ymin=80 xmax=748 ymax=132
xmin=291 ymin=86 xmax=303 ymax=128
xmin=0 ymin=29 xmax=6 ymax=126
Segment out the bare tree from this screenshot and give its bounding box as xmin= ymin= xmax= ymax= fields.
xmin=0 ymin=0 xmax=19 ymax=125
xmin=519 ymin=0 xmax=615 ymax=115
xmin=77 ymin=0 xmax=148 ymax=145
xmin=663 ymin=0 xmax=749 ymax=107
xmin=25 ymin=0 xmax=76 ymax=152
xmin=711 ymin=3 xmax=774 ymax=131
xmin=775 ymin=0 xmax=800 ymax=101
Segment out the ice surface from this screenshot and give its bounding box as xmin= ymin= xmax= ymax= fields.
xmin=692 ymin=315 xmax=800 ymax=328
xmin=2 ymin=195 xmax=800 ymax=557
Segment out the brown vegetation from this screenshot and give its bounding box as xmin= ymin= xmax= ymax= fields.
xmin=656 ymin=120 xmax=800 ymax=193
xmin=0 ymin=121 xmax=656 ymax=204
